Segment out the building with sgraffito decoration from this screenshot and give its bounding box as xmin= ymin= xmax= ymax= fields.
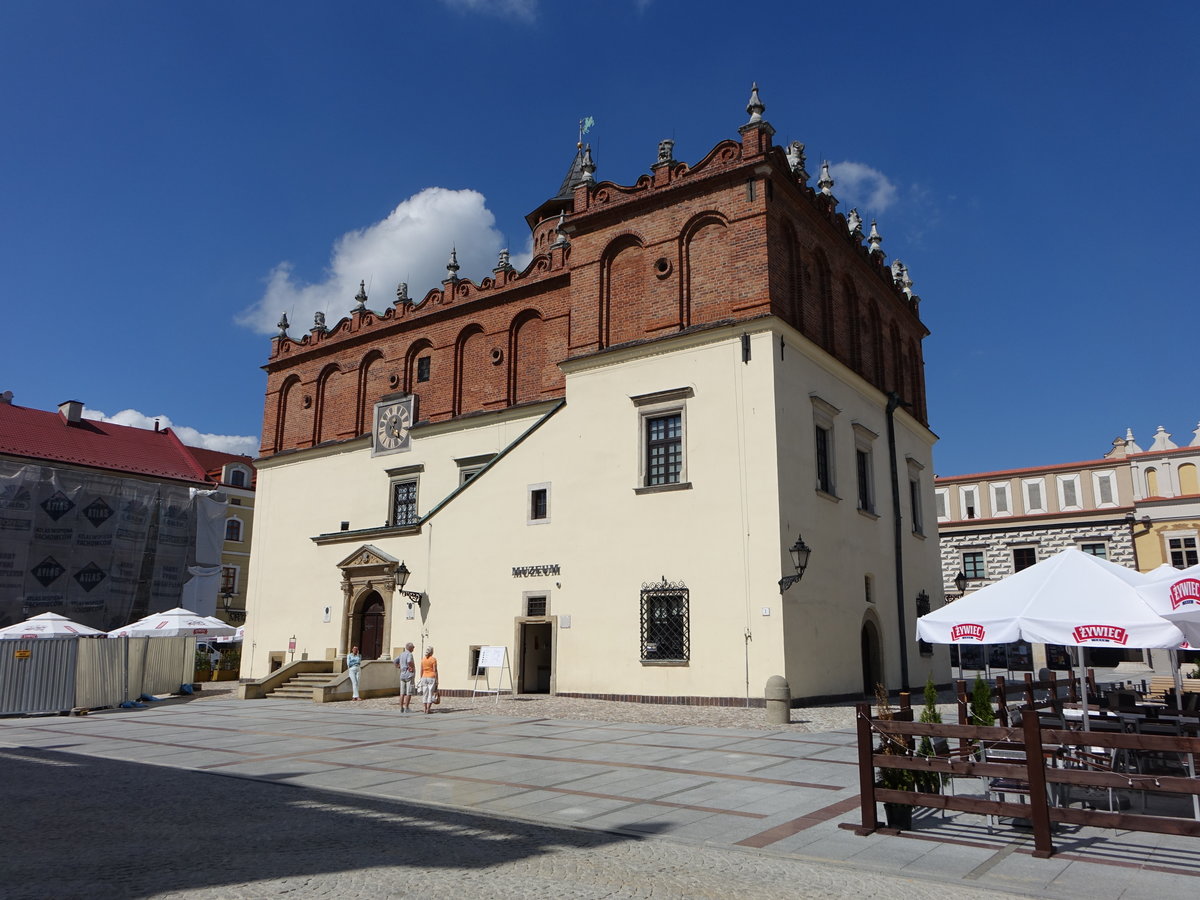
xmin=243 ymin=86 xmax=945 ymax=704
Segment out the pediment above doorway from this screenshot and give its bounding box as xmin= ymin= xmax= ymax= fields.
xmin=337 ymin=544 xmax=399 ymax=572
xmin=337 ymin=544 xmax=402 ymax=600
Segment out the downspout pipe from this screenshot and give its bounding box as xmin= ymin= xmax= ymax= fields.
xmin=886 ymin=392 xmax=911 ymax=693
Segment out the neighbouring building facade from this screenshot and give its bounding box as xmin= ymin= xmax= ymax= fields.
xmin=185 ymin=447 xmax=256 ymax=626
xmin=935 ymin=421 xmax=1200 ymax=673
xmin=244 ymin=86 xmax=946 ymax=702
xmin=0 ymin=393 xmax=235 ymax=630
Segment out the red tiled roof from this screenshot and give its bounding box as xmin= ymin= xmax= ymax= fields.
xmin=184 ymin=445 xmax=256 ymax=486
xmin=0 ymin=402 xmax=214 ymax=485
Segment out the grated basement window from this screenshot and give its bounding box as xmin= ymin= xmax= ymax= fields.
xmin=640 ymin=579 xmax=689 ymax=662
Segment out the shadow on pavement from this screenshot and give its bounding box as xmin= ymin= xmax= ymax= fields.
xmin=0 ymin=746 xmax=645 ymax=899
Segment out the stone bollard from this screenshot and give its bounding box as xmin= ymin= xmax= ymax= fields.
xmin=765 ymin=675 xmax=791 ymax=725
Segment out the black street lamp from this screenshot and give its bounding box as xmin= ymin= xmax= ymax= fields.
xmin=779 ymin=535 xmax=813 ymax=594
xmin=949 ymin=570 xmax=968 ymax=600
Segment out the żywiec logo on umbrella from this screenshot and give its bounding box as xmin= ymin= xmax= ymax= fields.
xmin=1071 ymin=625 xmax=1129 ymax=645
xmin=1169 ymin=578 xmax=1200 ymax=610
xmin=950 ymin=624 xmax=986 ymax=642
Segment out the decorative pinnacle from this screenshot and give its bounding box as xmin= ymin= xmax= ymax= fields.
xmin=495 ymin=248 xmax=513 ymax=271
xmin=276 ymin=312 xmax=289 ymax=336
xmin=446 ymin=247 xmax=460 ymax=279
xmin=354 ymin=280 xmax=368 ymax=309
xmin=552 ymin=211 xmax=570 ymax=248
xmin=891 ymin=260 xmax=913 ymax=298
xmin=395 ymin=282 xmax=409 ymax=303
xmin=745 ymin=82 xmax=765 ymax=125
xmin=867 ymin=220 xmax=883 ymax=255
xmin=580 ymin=144 xmax=596 ymax=184
xmin=786 ymin=141 xmax=808 ymax=182
xmin=847 ymin=208 xmax=863 ymax=238
xmin=818 ymin=160 xmax=835 ymax=196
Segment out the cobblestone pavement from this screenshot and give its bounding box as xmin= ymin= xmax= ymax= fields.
xmin=190 ymin=682 xmax=959 ymax=733
xmin=6 ymin=686 xmax=1192 ymax=899
xmin=0 ymin=746 xmax=1017 ymax=900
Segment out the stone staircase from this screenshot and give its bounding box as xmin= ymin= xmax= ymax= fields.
xmin=267 ymin=671 xmax=335 ymax=700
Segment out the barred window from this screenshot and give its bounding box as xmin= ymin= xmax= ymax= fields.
xmin=640 ymin=579 xmax=689 ymax=663
xmin=391 ymin=480 xmax=418 ymax=526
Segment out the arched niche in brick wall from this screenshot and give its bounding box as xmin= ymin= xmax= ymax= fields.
xmin=356 ymin=349 xmax=386 ymax=437
xmin=682 ymin=212 xmax=730 ymax=328
xmin=599 ymin=233 xmax=646 ymax=348
xmin=313 ymin=363 xmax=347 ymax=445
xmin=509 ymin=310 xmax=546 ymax=406
xmin=275 ymin=374 xmax=305 ymax=453
xmin=453 ymin=324 xmax=488 ymax=416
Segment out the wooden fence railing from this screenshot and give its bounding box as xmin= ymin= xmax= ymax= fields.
xmin=848 ymin=691 xmax=1200 ymax=858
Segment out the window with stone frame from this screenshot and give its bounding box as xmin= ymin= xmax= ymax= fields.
xmin=962 ymin=550 xmax=986 ymax=580
xmin=391 ymin=480 xmax=418 ymax=526
xmin=1170 ymin=535 xmax=1199 ymax=569
xmin=811 ymin=395 xmax=839 ymax=498
xmin=1080 ymin=542 xmax=1107 ymax=559
xmin=853 ymin=423 xmax=877 ymax=515
xmin=387 ymin=464 xmax=423 ymax=527
xmin=632 ymin=387 xmax=692 ymax=493
xmin=527 ymin=483 xmax=550 ymax=524
xmin=640 ymin=579 xmax=689 ymax=663
xmin=1012 ymin=546 xmax=1037 ymax=572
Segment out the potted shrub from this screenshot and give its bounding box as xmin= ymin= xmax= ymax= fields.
xmin=964 ymin=673 xmax=996 ymax=759
xmin=875 ymin=683 xmax=916 ymax=829
xmin=914 ymin=674 xmax=945 ymax=795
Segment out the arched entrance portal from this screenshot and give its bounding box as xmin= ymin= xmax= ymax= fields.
xmin=861 ymin=619 xmax=883 ymax=697
xmin=356 ymin=592 xmax=386 ymax=659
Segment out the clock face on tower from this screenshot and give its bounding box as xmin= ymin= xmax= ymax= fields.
xmin=372 ymin=396 xmax=414 ymax=455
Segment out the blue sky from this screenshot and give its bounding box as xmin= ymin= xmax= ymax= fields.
xmin=2 ymin=1 xmax=1197 ymax=475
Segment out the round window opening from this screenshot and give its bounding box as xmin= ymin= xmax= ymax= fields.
xmin=654 ymin=258 xmax=672 ymax=279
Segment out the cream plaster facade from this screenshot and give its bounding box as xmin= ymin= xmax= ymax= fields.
xmin=244 ymin=321 xmax=944 ymax=701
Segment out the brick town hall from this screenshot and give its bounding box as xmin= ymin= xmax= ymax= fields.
xmin=244 ymin=86 xmax=946 ymax=704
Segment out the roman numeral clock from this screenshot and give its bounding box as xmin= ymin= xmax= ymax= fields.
xmin=372 ymin=395 xmax=414 ymax=456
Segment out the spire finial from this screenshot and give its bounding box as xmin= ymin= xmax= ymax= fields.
xmin=890 ymin=260 xmax=913 ymax=298
xmin=867 ymin=220 xmax=883 ymax=256
xmin=552 ymin=211 xmax=570 ymax=248
xmin=495 ymin=248 xmax=513 ymax=272
xmin=745 ymin=82 xmax=765 ymax=125
xmin=276 ymin=312 xmax=289 ymax=337
xmin=446 ymin=247 xmax=460 ymax=280
xmin=395 ymin=282 xmax=409 ymax=304
xmin=313 ymin=311 xmax=326 ymax=332
xmin=580 ymin=143 xmax=596 ymax=184
xmin=818 ymin=160 xmax=835 ymax=196
xmin=354 ymin=280 xmax=367 ymax=310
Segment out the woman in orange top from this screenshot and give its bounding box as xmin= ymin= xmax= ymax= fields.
xmin=419 ymin=646 xmax=438 ymax=714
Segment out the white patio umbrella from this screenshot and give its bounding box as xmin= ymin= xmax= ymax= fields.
xmin=107 ymin=607 xmax=236 ymax=639
xmin=1138 ymin=565 xmax=1200 ymax=647
xmin=918 ymin=547 xmax=1184 ymax=730
xmin=0 ymin=612 xmax=105 ymax=639
xmin=215 ymin=625 xmax=245 ymax=644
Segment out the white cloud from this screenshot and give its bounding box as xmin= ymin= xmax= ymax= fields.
xmin=237 ymin=187 xmax=524 ymax=336
xmin=83 ymin=408 xmax=259 ymax=457
xmin=828 ymin=161 xmax=898 ymax=215
xmin=440 ymin=0 xmax=538 ymax=22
